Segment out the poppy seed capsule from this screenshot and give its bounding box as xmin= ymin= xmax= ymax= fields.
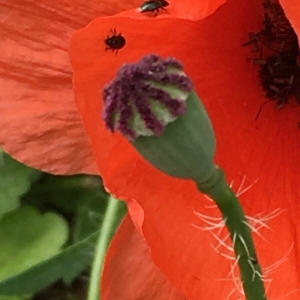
xmin=102 ymin=54 xmax=216 ymax=182
xmin=102 ymin=54 xmax=192 ymax=140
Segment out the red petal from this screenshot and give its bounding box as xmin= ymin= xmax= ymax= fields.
xmin=0 ymin=0 xmax=141 ymax=174
xmin=0 ymin=84 xmax=97 ymax=174
xmin=71 ymin=0 xmax=300 ymax=298
xmin=280 ymin=0 xmax=300 ymax=39
xmin=102 ymin=214 xmax=187 ymax=300
xmin=117 ymin=0 xmax=227 ymax=21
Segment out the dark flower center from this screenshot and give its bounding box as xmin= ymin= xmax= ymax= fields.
xmin=243 ymin=0 xmax=300 ymax=118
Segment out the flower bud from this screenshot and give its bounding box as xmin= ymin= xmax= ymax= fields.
xmin=102 ymin=54 xmax=216 ymax=183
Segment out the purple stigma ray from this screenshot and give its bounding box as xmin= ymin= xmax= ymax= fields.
xmin=134 ymin=87 xmax=165 ymax=135
xmin=117 ymin=105 xmax=135 ymax=140
xmin=146 ymin=86 xmax=186 ymax=116
xmin=102 ymin=54 xmax=193 ymax=139
xmin=144 ymin=72 xmax=193 ymax=91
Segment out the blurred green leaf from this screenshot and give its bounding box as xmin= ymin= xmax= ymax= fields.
xmin=0 ymin=297 xmax=28 ymax=300
xmin=0 ymin=151 xmax=127 ymax=297
xmin=73 ymin=197 xmax=106 ymax=242
xmin=22 ymin=175 xmax=108 ymax=217
xmin=22 ymin=173 xmax=112 ymax=241
xmin=0 ymin=231 xmax=99 ymax=295
xmin=74 ymin=208 xmax=102 ymax=242
xmin=0 ymin=207 xmax=68 ymax=280
xmin=0 ymin=153 xmax=40 ymax=216
xmin=74 ymin=197 xmax=127 ymax=242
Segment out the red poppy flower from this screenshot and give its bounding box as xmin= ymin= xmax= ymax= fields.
xmin=69 ymin=0 xmax=300 ymax=299
xmin=2 ymin=0 xmax=300 ymax=299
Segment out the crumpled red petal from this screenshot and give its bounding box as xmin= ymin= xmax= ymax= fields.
xmin=70 ymin=0 xmax=300 ymax=298
xmin=0 ymin=0 xmax=142 ymax=174
xmin=101 ymin=214 xmax=187 ymax=300
xmin=115 ymin=0 xmax=227 ymax=21
xmin=0 ymin=83 xmax=97 ymax=175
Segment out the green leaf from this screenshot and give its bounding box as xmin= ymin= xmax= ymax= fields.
xmin=73 ymin=196 xmax=107 ymax=242
xmin=0 ymin=231 xmax=99 ymax=295
xmin=74 ymin=195 xmax=127 ymax=242
xmin=0 ymin=297 xmax=28 ymax=300
xmin=22 ymin=174 xmax=108 ymax=216
xmin=22 ymin=172 xmax=110 ymax=241
xmin=0 ymin=207 xmax=68 ymax=280
xmin=0 ymin=153 xmax=40 ymax=216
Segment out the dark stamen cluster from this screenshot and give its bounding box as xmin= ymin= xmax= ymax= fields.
xmin=243 ymin=0 xmax=300 ymax=117
xmin=102 ymin=54 xmax=193 ymax=140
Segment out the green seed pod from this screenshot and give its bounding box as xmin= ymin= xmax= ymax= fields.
xmin=102 ymin=54 xmax=216 ymax=183
xmin=132 ymin=90 xmax=216 ymax=182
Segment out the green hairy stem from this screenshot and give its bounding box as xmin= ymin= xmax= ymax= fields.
xmin=197 ymin=168 xmax=267 ymax=300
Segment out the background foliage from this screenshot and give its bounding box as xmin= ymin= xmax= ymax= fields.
xmin=0 ymin=150 xmax=126 ymax=300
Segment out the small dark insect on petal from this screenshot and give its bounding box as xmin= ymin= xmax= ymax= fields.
xmin=138 ymin=0 xmax=169 ymax=17
xmin=104 ymin=28 xmax=126 ymax=55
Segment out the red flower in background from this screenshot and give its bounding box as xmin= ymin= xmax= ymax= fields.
xmin=1 ymin=0 xmax=300 ymax=299
xmin=0 ymin=0 xmax=150 ymax=174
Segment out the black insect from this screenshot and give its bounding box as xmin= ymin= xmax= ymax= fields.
xmin=105 ymin=28 xmax=126 ymax=54
xmin=139 ymin=0 xmax=169 ymax=16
